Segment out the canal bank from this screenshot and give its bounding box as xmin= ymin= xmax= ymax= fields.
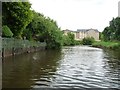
xmin=92 ymin=41 xmax=120 ymax=50
xmin=2 ymin=38 xmax=46 ymax=57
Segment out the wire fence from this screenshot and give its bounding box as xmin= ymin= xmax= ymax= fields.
xmin=2 ymin=38 xmax=46 ymax=49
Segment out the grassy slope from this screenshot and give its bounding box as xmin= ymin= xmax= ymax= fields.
xmin=92 ymin=41 xmax=120 ymax=50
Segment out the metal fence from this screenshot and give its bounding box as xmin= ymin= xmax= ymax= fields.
xmin=2 ymin=38 xmax=46 ymax=49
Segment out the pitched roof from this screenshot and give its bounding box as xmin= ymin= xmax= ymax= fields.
xmin=77 ymin=29 xmax=89 ymax=32
xmin=77 ymin=29 xmax=99 ymax=32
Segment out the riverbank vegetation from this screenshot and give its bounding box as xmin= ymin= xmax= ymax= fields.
xmin=102 ymin=17 xmax=120 ymax=41
xmin=62 ymin=32 xmax=81 ymax=46
xmin=82 ymin=37 xmax=95 ymax=45
xmin=2 ymin=2 xmax=63 ymax=49
xmin=2 ymin=1 xmax=82 ymax=49
xmin=92 ymin=17 xmax=120 ymax=49
xmin=92 ymin=41 xmax=120 ymax=50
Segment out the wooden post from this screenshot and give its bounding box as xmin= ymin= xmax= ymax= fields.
xmin=12 ymin=47 xmax=15 ymax=56
xmin=2 ymin=48 xmax=4 ymax=58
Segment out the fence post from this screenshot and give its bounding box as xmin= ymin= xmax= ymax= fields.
xmin=12 ymin=47 xmax=15 ymax=56
xmin=2 ymin=48 xmax=4 ymax=58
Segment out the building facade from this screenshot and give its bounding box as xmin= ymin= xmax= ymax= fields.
xmin=63 ymin=29 xmax=99 ymax=41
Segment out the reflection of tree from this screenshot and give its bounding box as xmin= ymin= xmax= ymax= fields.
xmin=2 ymin=50 xmax=62 ymax=88
xmin=103 ymin=49 xmax=120 ymax=68
xmin=103 ymin=49 xmax=120 ymax=80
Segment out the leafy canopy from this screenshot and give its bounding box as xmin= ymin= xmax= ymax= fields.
xmin=2 ymin=2 xmax=33 ymax=39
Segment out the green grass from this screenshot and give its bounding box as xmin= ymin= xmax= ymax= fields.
xmin=92 ymin=41 xmax=120 ymax=50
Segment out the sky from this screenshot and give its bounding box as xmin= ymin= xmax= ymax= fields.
xmin=29 ymin=0 xmax=120 ymax=32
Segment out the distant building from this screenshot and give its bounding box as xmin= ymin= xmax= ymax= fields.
xmin=63 ymin=28 xmax=99 ymax=41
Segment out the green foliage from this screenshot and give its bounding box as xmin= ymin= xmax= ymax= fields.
xmin=2 ymin=25 xmax=13 ymax=38
xmin=92 ymin=41 xmax=120 ymax=50
xmin=23 ymin=11 xmax=63 ymax=49
xmin=74 ymin=40 xmax=82 ymax=45
xmin=82 ymin=37 xmax=95 ymax=45
xmin=2 ymin=2 xmax=33 ymax=39
xmin=63 ymin=32 xmax=76 ymax=46
xmin=63 ymin=35 xmax=71 ymax=46
xmin=43 ymin=18 xmax=63 ymax=49
xmin=102 ymin=17 xmax=120 ymax=41
xmin=22 ymin=11 xmax=44 ymax=41
xmin=2 ymin=2 xmax=64 ymax=49
xmin=67 ymin=32 xmax=75 ymax=45
xmin=99 ymin=32 xmax=104 ymax=40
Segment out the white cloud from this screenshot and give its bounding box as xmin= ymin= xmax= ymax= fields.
xmin=29 ymin=0 xmax=119 ymax=32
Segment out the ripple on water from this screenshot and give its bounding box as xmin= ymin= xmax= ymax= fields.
xmin=33 ymin=78 xmax=52 ymax=88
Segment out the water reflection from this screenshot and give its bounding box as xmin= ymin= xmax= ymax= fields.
xmin=2 ymin=46 xmax=120 ymax=89
xmin=102 ymin=49 xmax=120 ymax=87
xmin=2 ymin=50 xmax=62 ymax=88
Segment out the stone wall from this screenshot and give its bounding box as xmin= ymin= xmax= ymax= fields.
xmin=2 ymin=46 xmax=46 ymax=58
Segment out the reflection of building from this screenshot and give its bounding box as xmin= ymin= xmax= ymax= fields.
xmin=63 ymin=29 xmax=99 ymax=41
xmin=118 ymin=1 xmax=120 ymax=17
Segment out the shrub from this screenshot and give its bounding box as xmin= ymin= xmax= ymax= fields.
xmin=2 ymin=25 xmax=13 ymax=38
xmin=62 ymin=33 xmax=76 ymax=46
xmin=82 ymin=37 xmax=95 ymax=45
xmin=74 ymin=40 xmax=82 ymax=45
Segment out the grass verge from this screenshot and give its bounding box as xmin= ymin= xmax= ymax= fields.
xmin=92 ymin=41 xmax=120 ymax=50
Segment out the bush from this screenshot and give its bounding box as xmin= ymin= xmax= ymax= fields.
xmin=2 ymin=25 xmax=13 ymax=38
xmin=82 ymin=37 xmax=95 ymax=45
xmin=63 ymin=33 xmax=76 ymax=46
xmin=74 ymin=40 xmax=82 ymax=45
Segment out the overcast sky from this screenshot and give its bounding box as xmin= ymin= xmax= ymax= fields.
xmin=29 ymin=0 xmax=119 ymax=32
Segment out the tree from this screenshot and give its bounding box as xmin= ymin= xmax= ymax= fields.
xmin=102 ymin=17 xmax=120 ymax=41
xmin=2 ymin=2 xmax=33 ymax=39
xmin=43 ymin=17 xmax=63 ymax=49
xmin=23 ymin=11 xmax=45 ymax=41
xmin=2 ymin=2 xmax=64 ymax=49
xmin=102 ymin=27 xmax=111 ymax=41
xmin=23 ymin=11 xmax=63 ymax=49
xmin=63 ymin=32 xmax=75 ymax=46
xmin=114 ymin=17 xmax=120 ymax=40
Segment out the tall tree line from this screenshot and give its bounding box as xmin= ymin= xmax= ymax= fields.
xmin=102 ymin=17 xmax=120 ymax=41
xmin=2 ymin=1 xmax=63 ymax=49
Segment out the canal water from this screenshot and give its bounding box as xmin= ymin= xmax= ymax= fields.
xmin=2 ymin=46 xmax=120 ymax=89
